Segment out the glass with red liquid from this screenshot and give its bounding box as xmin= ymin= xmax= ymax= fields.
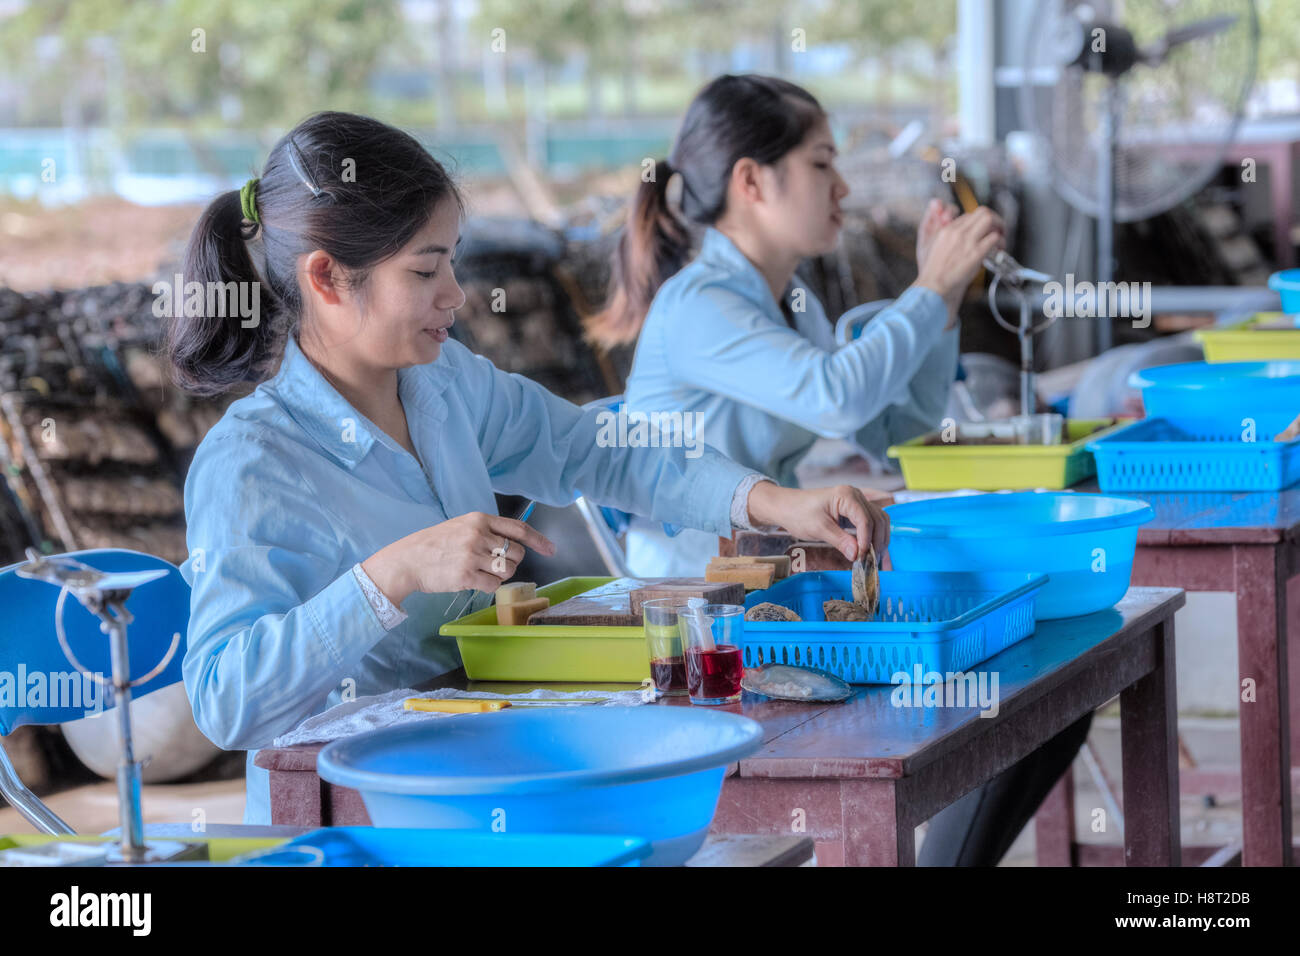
xmin=681 ymin=603 xmax=745 ymax=705
xmin=642 ymin=599 xmax=688 ymax=697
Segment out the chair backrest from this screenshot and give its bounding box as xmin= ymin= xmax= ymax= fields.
xmin=0 ymin=549 xmax=189 ymax=735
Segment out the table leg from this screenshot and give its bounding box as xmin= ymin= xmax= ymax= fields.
xmin=1120 ymin=614 xmax=1180 ymax=866
xmin=841 ymin=779 xmax=913 ymax=867
xmin=1035 ymin=770 xmax=1076 ymax=866
xmin=267 ymin=770 xmax=322 ymax=828
xmin=1234 ymin=544 xmax=1294 ymax=866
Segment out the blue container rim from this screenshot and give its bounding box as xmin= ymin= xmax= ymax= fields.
xmin=1129 ymin=360 xmax=1300 ymax=390
xmin=1088 ymin=417 xmax=1300 ymax=450
xmin=885 ymin=492 xmax=1153 ymax=539
xmin=316 ymin=706 xmax=764 ymax=797
xmin=1267 ymin=269 xmax=1300 ymax=291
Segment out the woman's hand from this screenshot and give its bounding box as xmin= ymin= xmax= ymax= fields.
xmin=916 ymin=198 xmax=959 ymax=275
xmin=747 ymin=481 xmax=889 ymax=562
xmin=1276 ymin=411 xmax=1300 ymax=442
xmin=914 ymin=205 xmax=1005 ymax=325
xmin=362 ymin=512 xmax=556 ymax=606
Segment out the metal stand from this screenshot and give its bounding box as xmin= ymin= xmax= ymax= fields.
xmin=986 ymin=253 xmax=1058 ymax=417
xmin=15 ymin=549 xmax=182 ymax=864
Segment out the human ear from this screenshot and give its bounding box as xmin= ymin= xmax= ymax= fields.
xmin=730 ymin=157 xmax=768 ymax=205
xmin=303 ymin=250 xmax=343 ymax=306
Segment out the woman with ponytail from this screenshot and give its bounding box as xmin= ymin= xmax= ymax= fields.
xmin=590 ymin=74 xmax=1001 ymax=579
xmin=169 ymin=111 xmax=890 ymax=824
xmin=592 ymin=76 xmax=1091 ymax=868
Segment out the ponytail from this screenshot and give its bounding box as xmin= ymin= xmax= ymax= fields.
xmin=165 ymin=189 xmax=281 ymax=397
xmin=583 ymin=159 xmax=690 ymax=349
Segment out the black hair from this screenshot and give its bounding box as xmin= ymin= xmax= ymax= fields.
xmin=167 ymin=110 xmax=465 ymax=396
xmin=586 ymin=74 xmax=825 ymax=348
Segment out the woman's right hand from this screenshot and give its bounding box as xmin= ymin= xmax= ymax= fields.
xmin=914 ymin=206 xmax=1005 ymax=323
xmin=362 ymin=512 xmax=556 ymax=606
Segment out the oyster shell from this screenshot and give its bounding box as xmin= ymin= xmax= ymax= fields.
xmin=851 ymin=543 xmax=880 ymax=619
xmin=741 ymin=663 xmax=853 ymax=702
xmin=745 ymin=602 xmax=802 ymax=622
xmin=822 ymin=598 xmax=872 ymax=622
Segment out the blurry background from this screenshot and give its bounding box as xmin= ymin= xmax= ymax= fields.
xmin=1 ymin=0 xmax=1297 ymax=848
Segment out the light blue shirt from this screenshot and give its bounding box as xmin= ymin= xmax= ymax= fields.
xmin=180 ymin=335 xmax=755 ymax=823
xmin=623 ymin=226 xmax=957 ymax=576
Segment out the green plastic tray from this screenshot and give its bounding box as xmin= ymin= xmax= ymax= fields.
xmin=439 ymin=576 xmax=650 ymax=683
xmin=1194 ymin=312 xmax=1300 ymax=362
xmin=887 ymin=419 xmax=1128 ymax=491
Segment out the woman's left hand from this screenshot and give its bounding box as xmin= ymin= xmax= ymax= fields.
xmin=746 ymin=481 xmax=889 ymax=562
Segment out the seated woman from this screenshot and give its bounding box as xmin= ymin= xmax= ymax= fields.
xmin=587 ymin=74 xmax=1001 ymax=579
xmin=588 ymin=74 xmax=1088 ymax=866
xmin=169 ymin=110 xmax=887 ymax=825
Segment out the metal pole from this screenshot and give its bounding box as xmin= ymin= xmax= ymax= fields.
xmin=106 ymin=606 xmax=146 ymax=862
xmin=1019 ymin=294 xmax=1035 ymax=415
xmin=1095 ymin=81 xmax=1118 ymax=354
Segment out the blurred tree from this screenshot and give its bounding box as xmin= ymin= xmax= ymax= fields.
xmin=0 ymin=0 xmax=408 ymax=132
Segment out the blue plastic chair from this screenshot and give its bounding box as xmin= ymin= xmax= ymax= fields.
xmin=0 ymin=549 xmax=189 ymax=835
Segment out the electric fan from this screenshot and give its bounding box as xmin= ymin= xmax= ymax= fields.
xmin=1020 ymin=0 xmax=1259 ymax=351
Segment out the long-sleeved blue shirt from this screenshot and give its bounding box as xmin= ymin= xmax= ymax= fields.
xmin=180 ymin=334 xmax=756 ymax=822
xmin=623 ymin=225 xmax=957 ymax=576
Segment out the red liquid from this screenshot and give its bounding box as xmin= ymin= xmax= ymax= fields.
xmin=685 ymin=644 xmax=743 ymax=701
xmin=650 ymin=656 xmax=688 ymax=695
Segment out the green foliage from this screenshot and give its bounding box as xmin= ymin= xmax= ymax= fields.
xmin=0 ymin=0 xmax=407 ymax=129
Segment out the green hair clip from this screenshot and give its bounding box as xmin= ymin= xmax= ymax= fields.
xmin=239 ymin=177 xmax=260 ymax=224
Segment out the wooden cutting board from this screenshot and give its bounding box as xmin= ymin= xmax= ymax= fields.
xmin=528 ymin=577 xmax=738 ymax=626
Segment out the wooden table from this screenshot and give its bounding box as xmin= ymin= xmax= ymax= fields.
xmin=1070 ymin=481 xmax=1299 ymax=867
xmin=257 ymin=587 xmax=1184 ymax=866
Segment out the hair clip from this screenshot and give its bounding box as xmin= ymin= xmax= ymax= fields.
xmin=286 ymin=137 xmax=323 ymax=198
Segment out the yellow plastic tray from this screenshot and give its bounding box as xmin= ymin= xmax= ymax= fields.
xmin=440 ymin=576 xmax=650 ymax=683
xmin=887 ymin=419 xmax=1128 ymax=491
xmin=1194 ymin=313 xmax=1300 ymax=362
xmin=0 ymin=833 xmax=288 ymax=862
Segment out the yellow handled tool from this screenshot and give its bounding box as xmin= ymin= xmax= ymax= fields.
xmin=403 ymin=698 xmax=511 ymax=713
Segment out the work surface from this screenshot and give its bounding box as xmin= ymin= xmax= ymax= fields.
xmin=257 ymin=587 xmax=1185 ymax=865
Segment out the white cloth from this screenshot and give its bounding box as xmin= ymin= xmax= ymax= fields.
xmin=271 ymin=686 xmax=647 ymax=748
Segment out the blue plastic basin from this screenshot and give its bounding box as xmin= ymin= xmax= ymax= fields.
xmin=316 ymin=706 xmax=763 ymax=866
xmin=1128 ymin=360 xmax=1300 ymax=437
xmin=1267 ymin=269 xmax=1300 ymax=315
xmin=885 ymin=492 xmax=1153 ymax=619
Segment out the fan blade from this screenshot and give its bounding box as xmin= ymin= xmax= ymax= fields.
xmin=1143 ymin=14 xmax=1238 ymax=64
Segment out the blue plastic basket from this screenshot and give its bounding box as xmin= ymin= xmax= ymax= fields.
xmin=1128 ymin=360 xmax=1300 ymax=436
xmin=1088 ymin=417 xmax=1300 ymax=492
xmin=740 ymin=570 xmax=1046 ymax=684
xmin=234 ymin=827 xmax=651 ymax=867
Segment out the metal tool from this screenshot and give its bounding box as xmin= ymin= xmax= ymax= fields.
xmin=446 ymin=500 xmax=536 ymax=622
xmin=15 ymin=549 xmax=183 ymax=864
xmin=984 ymin=251 xmax=1057 ymax=417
